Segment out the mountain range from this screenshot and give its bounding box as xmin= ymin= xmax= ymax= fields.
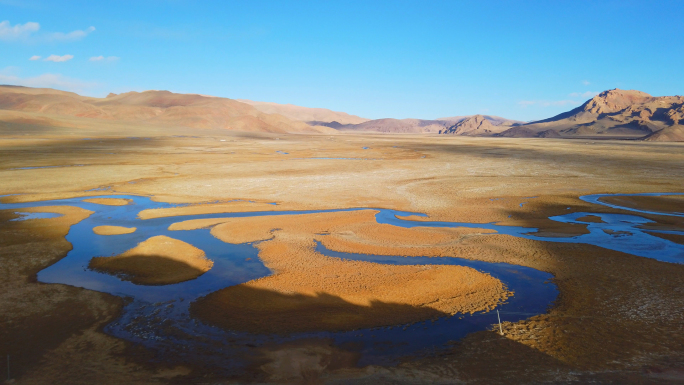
xmin=496 ymin=89 xmax=684 ymax=141
xmin=0 ymin=85 xmax=681 ymax=141
xmin=0 ymin=85 xmax=333 ymax=134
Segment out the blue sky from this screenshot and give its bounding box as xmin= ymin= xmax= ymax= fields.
xmin=1 ymin=0 xmax=683 ymax=121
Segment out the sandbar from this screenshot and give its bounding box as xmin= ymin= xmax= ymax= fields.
xmin=83 ymin=198 xmax=131 ymax=206
xmin=89 ymin=235 xmax=212 ymax=285
xmin=93 ymin=225 xmax=137 ymax=235
xmin=190 ymin=211 xmax=511 ymax=333
xmin=576 ymin=215 xmax=605 ymax=223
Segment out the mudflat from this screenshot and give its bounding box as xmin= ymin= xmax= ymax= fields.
xmin=1 ymin=127 xmax=684 ymax=383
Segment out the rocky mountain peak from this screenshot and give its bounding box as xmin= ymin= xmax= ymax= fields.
xmin=440 ymin=114 xmax=508 ymax=136
xmin=582 ymin=89 xmax=652 ymax=114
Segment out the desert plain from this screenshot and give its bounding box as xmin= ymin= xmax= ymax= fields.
xmin=1 ymin=114 xmax=684 ymax=384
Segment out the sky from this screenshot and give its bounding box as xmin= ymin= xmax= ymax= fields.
xmin=1 ymin=0 xmax=683 ymax=121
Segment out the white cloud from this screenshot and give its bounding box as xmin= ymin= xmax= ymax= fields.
xmin=0 ymin=20 xmax=39 ymax=41
xmin=0 ymin=20 xmax=95 ymax=42
xmin=46 ymin=26 xmax=95 ymax=42
xmin=44 ymin=54 xmax=73 ymax=62
xmin=89 ymin=55 xmax=119 ymax=62
xmin=582 ymin=80 xmax=591 ymax=86
xmin=29 ymin=55 xmax=41 ymax=60
xmin=569 ymin=91 xmax=600 ymax=98
xmin=0 ymin=69 xmax=97 ymax=93
xmin=518 ymin=100 xmax=579 ymax=108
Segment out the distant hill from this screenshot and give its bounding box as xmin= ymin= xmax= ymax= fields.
xmin=438 ymin=115 xmax=523 ymax=127
xmin=439 ymin=115 xmax=519 ymax=136
xmin=0 ymin=86 xmax=333 ymax=134
xmin=333 ymin=118 xmax=450 ymax=133
xmin=3 ymin=85 xmax=681 ymax=141
xmin=237 ymin=99 xmax=369 ymax=125
xmin=330 ymin=115 xmax=523 ymax=135
xmin=498 ymin=89 xmax=684 ymax=141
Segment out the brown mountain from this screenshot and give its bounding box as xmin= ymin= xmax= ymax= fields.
xmin=439 ymin=115 xmax=516 ymax=136
xmin=236 ymin=99 xmax=369 ymax=125
xmin=438 ymin=115 xmax=523 ymax=127
xmin=334 ymin=118 xmax=451 ymax=133
xmin=0 ymin=85 xmax=333 ymax=134
xmin=331 ymin=115 xmax=522 ymax=134
xmin=643 ymin=125 xmax=684 ymax=141
xmin=498 ymin=89 xmax=684 ymax=141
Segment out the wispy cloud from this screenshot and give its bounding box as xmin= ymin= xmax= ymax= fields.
xmin=0 ymin=20 xmax=95 ymax=42
xmin=29 ymin=55 xmax=41 ymax=60
xmin=582 ymin=80 xmax=591 ymax=86
xmin=0 ymin=20 xmax=39 ymax=41
xmin=44 ymin=54 xmax=73 ymax=62
xmin=46 ymin=26 xmax=95 ymax=42
xmin=89 ymin=55 xmax=119 ymax=62
xmin=569 ymin=91 xmax=599 ymax=98
xmin=0 ymin=68 xmax=97 ymax=93
xmin=518 ymin=100 xmax=579 ymax=108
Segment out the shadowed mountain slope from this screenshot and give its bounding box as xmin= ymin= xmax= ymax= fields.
xmin=0 ymin=86 xmax=333 ymax=134
xmin=498 ymin=89 xmax=684 ymax=141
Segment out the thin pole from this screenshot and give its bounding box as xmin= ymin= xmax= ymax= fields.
xmin=6 ymin=354 xmax=9 ymax=381
xmin=497 ymin=310 xmax=503 ymax=335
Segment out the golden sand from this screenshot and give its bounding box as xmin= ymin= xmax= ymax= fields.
xmin=190 ymin=211 xmax=511 ymax=333
xmin=83 ymin=198 xmax=131 ymax=206
xmin=93 ymin=225 xmax=137 ymax=235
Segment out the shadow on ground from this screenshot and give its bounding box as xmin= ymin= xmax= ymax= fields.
xmin=191 ymin=285 xmax=450 ymax=334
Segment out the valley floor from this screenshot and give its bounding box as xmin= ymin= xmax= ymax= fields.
xmin=1 ymin=125 xmax=683 ymax=384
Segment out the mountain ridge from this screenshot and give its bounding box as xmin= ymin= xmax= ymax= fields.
xmin=237 ymin=99 xmax=369 ymax=125
xmin=0 ymin=86 xmax=333 ymax=134
xmin=0 ymin=86 xmax=681 ymax=141
xmin=498 ymin=89 xmax=684 ymax=141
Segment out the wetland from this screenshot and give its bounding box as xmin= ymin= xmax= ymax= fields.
xmin=1 ymin=132 xmax=684 ymax=383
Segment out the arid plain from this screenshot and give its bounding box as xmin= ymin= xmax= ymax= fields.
xmin=1 ymin=112 xmax=684 ymax=384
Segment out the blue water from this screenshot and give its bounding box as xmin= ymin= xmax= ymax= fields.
xmin=10 ymin=212 xmax=63 ymax=221
xmin=1 ymin=192 xmax=682 ymax=372
xmin=581 ymin=192 xmax=684 ymax=218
